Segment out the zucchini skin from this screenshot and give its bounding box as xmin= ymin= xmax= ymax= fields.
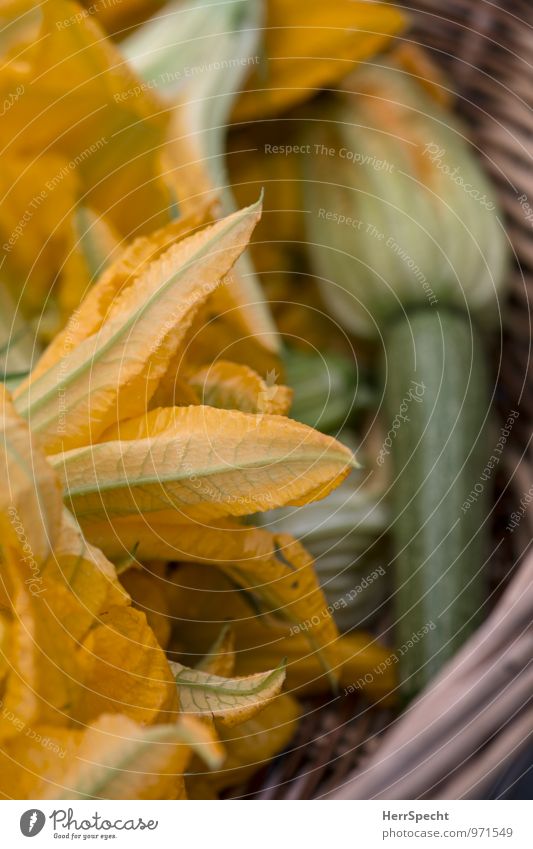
xmin=384 ymin=308 xmax=490 ymax=698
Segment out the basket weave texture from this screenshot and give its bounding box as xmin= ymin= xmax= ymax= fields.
xmin=240 ymin=0 xmax=533 ymax=800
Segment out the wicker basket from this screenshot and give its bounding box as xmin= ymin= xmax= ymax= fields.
xmin=235 ymin=0 xmax=533 ymax=800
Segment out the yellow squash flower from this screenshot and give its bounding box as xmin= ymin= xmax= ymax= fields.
xmin=0 ymin=384 xmax=296 ymax=799
xmin=0 ymin=0 xmax=172 ymax=327
xmin=2 ymin=198 xmax=394 ymax=798
xmin=12 ymin=199 xmax=357 ymax=680
xmin=0 ymin=388 xmax=225 ymax=798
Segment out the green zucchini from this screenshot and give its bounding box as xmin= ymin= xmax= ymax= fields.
xmin=384 ymin=307 xmax=490 ymax=698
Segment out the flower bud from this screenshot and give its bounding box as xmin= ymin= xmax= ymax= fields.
xmin=123 ymin=0 xmax=279 ymax=357
xmin=261 ymin=480 xmax=389 ymax=630
xmin=285 ymin=348 xmax=373 ymax=433
xmin=302 ymin=61 xmax=508 ymax=337
xmin=123 ymin=0 xmax=262 ymax=198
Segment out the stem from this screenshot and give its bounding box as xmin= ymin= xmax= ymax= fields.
xmin=384 ymin=307 xmax=490 ymax=699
